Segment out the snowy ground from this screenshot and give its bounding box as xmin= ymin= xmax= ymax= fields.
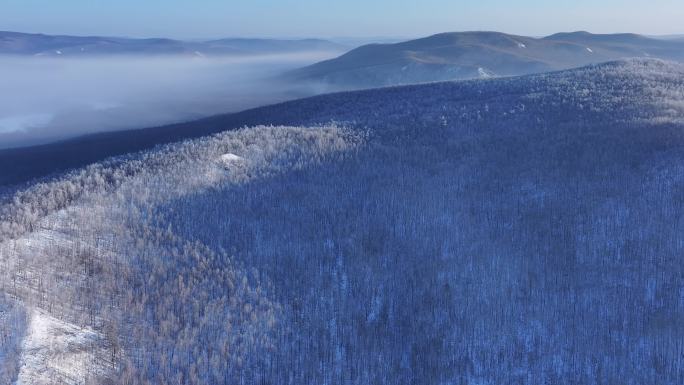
xmin=2 ymin=209 xmax=113 ymax=385
xmin=16 ymin=308 xmax=106 ymax=385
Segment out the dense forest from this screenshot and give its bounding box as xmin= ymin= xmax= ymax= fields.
xmin=1 ymin=59 xmax=684 ymax=384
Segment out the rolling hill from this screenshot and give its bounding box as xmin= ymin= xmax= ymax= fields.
xmin=0 ymin=31 xmax=347 ymax=57
xmin=286 ymin=31 xmax=684 ymax=89
xmin=2 ymin=59 xmax=684 ymax=384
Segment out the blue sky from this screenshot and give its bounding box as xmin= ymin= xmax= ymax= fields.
xmin=2 ymin=0 xmax=683 ymax=39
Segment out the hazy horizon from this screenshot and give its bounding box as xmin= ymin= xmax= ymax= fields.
xmin=0 ymin=52 xmax=337 ymax=149
xmin=2 ymin=29 xmax=683 ymax=43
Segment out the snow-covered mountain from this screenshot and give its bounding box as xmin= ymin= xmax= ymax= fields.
xmin=286 ymin=31 xmax=684 ymax=89
xmin=2 ymin=59 xmax=684 ymax=384
xmin=0 ymin=31 xmax=348 ymax=57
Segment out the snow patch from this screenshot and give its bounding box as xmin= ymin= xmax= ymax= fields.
xmin=218 ymin=152 xmax=247 ymax=171
xmin=477 ymin=67 xmax=494 ymax=79
xmin=16 ymin=308 xmax=107 ymax=385
xmin=220 ymin=153 xmax=244 ymax=163
xmin=516 ymin=42 xmax=526 ymax=48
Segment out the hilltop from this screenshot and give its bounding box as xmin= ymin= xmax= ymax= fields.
xmin=286 ymin=31 xmax=684 ymax=89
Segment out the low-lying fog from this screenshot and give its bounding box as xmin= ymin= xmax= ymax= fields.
xmin=0 ymin=52 xmax=335 ymax=149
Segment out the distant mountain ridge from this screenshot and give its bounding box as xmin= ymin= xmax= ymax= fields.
xmin=287 ymin=31 xmax=684 ymax=89
xmin=0 ymin=31 xmax=348 ymax=57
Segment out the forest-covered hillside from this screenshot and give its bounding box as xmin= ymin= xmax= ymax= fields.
xmin=2 ymin=59 xmax=684 ymax=384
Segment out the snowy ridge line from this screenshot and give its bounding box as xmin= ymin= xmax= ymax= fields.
xmin=0 ymin=124 xmax=362 ymax=242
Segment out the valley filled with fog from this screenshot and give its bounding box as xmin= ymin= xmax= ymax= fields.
xmin=0 ymin=52 xmax=337 ymax=148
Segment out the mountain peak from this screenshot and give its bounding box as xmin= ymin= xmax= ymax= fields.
xmin=288 ymin=30 xmax=684 ymax=90
xmin=544 ymin=31 xmax=648 ymax=42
